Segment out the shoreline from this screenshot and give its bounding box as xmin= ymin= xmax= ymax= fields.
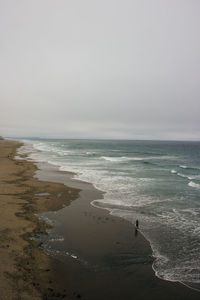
xmin=26 ymin=143 xmax=200 ymax=299
xmin=0 ymin=139 xmax=200 ymax=299
xmin=0 ymin=139 xmax=80 ymax=299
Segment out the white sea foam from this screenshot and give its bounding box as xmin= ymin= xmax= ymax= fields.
xmin=100 ymin=156 xmax=131 ymax=162
xmin=49 ymin=236 xmax=64 ymax=242
xmin=32 ymin=142 xmax=73 ymax=157
xmin=17 ymin=141 xmax=35 ymax=155
xmin=101 ymin=155 xmax=174 ymax=163
xmin=188 ymin=181 xmax=200 ymax=189
xmin=59 ymin=166 xmax=70 ymax=172
xmin=171 ymin=170 xmax=177 ymax=174
xmin=178 ymin=208 xmax=200 ymax=216
xmin=37 ymin=215 xmax=55 ymax=226
xmin=177 ymin=173 xmax=192 ymax=180
xmin=15 ymin=155 xmax=25 ymax=160
xmin=179 ymin=165 xmax=200 ymax=171
xmin=86 ymin=151 xmax=96 ymax=155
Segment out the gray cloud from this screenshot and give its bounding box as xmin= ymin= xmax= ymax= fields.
xmin=1 ymin=0 xmax=200 ymax=140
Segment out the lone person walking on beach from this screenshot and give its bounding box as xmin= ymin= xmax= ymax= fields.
xmin=136 ymin=219 xmax=139 ymax=229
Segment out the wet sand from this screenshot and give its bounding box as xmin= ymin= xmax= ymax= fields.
xmin=0 ymin=139 xmax=200 ymax=299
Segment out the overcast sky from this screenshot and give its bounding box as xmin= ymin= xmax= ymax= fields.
xmin=0 ymin=0 xmax=200 ymax=140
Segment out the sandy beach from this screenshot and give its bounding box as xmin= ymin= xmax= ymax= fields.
xmin=0 ymin=139 xmax=200 ymax=300
xmin=0 ymin=139 xmax=79 ymax=299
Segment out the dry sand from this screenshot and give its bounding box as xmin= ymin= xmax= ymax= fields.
xmin=0 ymin=139 xmax=79 ymax=299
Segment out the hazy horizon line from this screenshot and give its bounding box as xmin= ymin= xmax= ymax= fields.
xmin=4 ymin=136 xmax=200 ymax=143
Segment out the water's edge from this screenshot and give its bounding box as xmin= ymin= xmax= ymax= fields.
xmin=17 ymin=140 xmax=200 ymax=292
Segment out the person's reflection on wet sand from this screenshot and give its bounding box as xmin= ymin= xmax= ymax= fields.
xmin=135 ymin=228 xmax=138 ymax=236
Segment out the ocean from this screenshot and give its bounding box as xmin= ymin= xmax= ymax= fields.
xmin=17 ymin=139 xmax=200 ymax=289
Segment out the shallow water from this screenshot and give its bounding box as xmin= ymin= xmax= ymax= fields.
xmin=17 ymin=139 xmax=200 ymax=288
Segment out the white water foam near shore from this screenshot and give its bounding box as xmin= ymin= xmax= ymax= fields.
xmin=17 ymin=139 xmax=200 ymax=289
